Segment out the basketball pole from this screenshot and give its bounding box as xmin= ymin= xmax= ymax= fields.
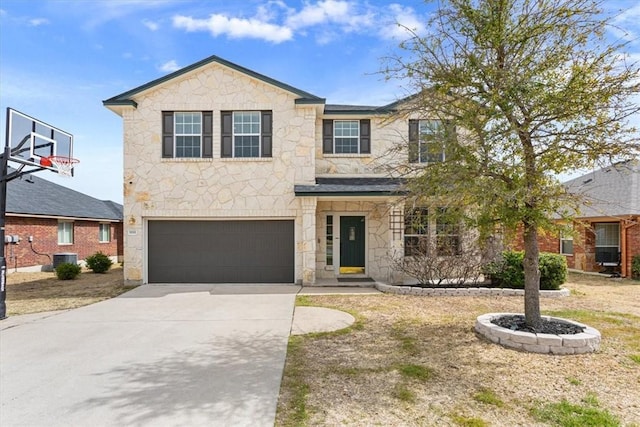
xmin=1 ymin=121 xmax=9 ymax=319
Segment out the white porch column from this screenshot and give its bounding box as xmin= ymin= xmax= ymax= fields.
xmin=301 ymin=197 xmax=317 ymax=285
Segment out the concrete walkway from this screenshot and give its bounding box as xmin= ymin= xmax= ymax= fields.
xmin=0 ymin=284 xmax=299 ymax=427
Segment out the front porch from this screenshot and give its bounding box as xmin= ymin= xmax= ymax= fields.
xmin=295 ymin=177 xmax=406 ymax=285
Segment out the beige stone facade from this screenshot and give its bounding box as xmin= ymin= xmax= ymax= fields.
xmin=105 ymin=56 xmax=411 ymax=285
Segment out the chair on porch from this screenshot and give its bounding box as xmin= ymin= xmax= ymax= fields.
xmin=596 ymin=248 xmax=621 ymax=278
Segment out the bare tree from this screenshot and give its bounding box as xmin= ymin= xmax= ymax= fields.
xmin=384 ymin=0 xmax=640 ymax=330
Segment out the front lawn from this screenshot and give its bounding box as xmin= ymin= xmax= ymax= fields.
xmin=276 ymin=273 xmax=640 ymax=426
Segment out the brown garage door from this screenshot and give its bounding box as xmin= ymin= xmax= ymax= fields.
xmin=148 ymin=220 xmax=294 ymax=283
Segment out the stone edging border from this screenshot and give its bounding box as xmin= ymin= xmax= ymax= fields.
xmin=375 ymin=283 xmax=570 ymax=298
xmin=475 ymin=312 xmax=601 ymax=354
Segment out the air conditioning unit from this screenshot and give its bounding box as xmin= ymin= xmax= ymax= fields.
xmin=53 ymin=253 xmax=78 ymax=269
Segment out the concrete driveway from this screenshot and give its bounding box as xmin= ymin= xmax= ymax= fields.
xmin=0 ymin=284 xmax=299 ymax=427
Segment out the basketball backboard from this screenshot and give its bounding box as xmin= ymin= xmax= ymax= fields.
xmin=6 ymin=108 xmax=74 ymax=175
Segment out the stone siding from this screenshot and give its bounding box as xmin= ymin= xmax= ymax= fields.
xmin=120 ymin=63 xmax=317 ymax=283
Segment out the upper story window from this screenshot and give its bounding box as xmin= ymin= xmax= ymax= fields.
xmin=175 ymin=112 xmax=201 ymax=157
xmin=322 ymin=119 xmax=370 ymax=154
xmin=58 ymin=221 xmax=74 ymax=245
xmin=334 ymin=120 xmax=359 ymax=153
xmin=162 ymin=111 xmax=213 ymax=159
xmin=221 ymin=111 xmax=272 ymax=158
xmin=408 ymin=119 xmax=450 ymax=163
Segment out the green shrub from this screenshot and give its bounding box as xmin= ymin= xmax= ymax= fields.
xmin=539 ymin=253 xmax=567 ymax=290
xmin=484 ymin=251 xmax=566 ymax=290
xmin=55 ymin=262 xmax=81 ymax=280
xmin=632 ymin=255 xmax=640 ymax=280
xmin=85 ymin=251 xmax=113 ymax=274
xmin=484 ymin=251 xmax=524 ymax=288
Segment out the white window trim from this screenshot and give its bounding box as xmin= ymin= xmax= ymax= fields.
xmin=418 ymin=119 xmax=446 ymax=164
xmin=560 ymin=231 xmax=573 ymax=256
xmin=232 ymin=111 xmax=261 ymax=158
xmin=404 ymin=207 xmax=430 ymax=257
xmin=58 ymin=221 xmax=74 ymax=245
xmin=404 ymin=207 xmax=461 ymax=257
xmin=333 ymin=120 xmax=360 ymax=154
xmin=174 ymin=112 xmax=202 ymax=158
xmin=99 ymin=223 xmax=111 ymax=243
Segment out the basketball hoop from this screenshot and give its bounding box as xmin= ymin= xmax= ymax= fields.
xmin=40 ymin=156 xmax=80 ymax=177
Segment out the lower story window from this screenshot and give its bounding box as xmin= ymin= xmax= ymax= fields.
xmin=595 ymin=223 xmax=620 ymax=263
xmin=58 ymin=221 xmax=74 ymax=244
xmin=404 ymin=208 xmax=429 ymax=256
xmin=404 ymin=207 xmax=461 ymax=256
xmin=560 ymin=231 xmax=573 ymax=255
xmin=99 ymin=223 xmax=111 ymax=243
xmin=436 ymin=208 xmax=461 ymax=256
xmin=326 ymin=215 xmax=333 ymax=265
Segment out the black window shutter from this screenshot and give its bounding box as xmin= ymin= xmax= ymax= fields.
xmin=322 ymin=119 xmax=333 ymax=154
xmin=360 ymin=119 xmax=371 ymax=154
xmin=162 ymin=111 xmax=174 ymax=158
xmin=261 ymin=110 xmax=272 ymax=157
xmin=202 ymin=111 xmax=213 ymax=158
xmin=408 ymin=119 xmax=419 ymax=163
xmin=221 ymin=111 xmax=233 ymax=158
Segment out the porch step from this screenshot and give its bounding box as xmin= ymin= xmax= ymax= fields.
xmin=312 ymin=277 xmax=377 ymax=287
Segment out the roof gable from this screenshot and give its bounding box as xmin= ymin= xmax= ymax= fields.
xmin=103 ymin=55 xmax=324 ymax=109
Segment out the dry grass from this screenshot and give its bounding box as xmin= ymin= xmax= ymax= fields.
xmin=276 ymin=272 xmax=640 ymax=426
xmin=5 ymin=266 xmax=135 ymax=316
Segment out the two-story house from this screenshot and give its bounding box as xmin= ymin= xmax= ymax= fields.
xmin=104 ymin=55 xmax=452 ymax=285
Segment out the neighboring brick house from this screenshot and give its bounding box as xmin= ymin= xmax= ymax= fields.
xmin=511 ymin=160 xmax=640 ymax=277
xmin=104 ymin=55 xmax=469 ymax=285
xmin=5 ymin=169 xmax=123 ymax=271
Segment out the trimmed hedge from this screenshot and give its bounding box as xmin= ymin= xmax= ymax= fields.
xmin=484 ymin=251 xmax=567 ymax=290
xmin=55 ymin=262 xmax=81 ymax=280
xmin=85 ymin=251 xmax=113 ymax=274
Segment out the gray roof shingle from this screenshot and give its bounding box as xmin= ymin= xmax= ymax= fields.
xmin=563 ymin=160 xmax=639 ymax=217
xmin=295 ymin=177 xmax=406 ymax=196
xmin=6 ymin=169 xmax=123 ymax=220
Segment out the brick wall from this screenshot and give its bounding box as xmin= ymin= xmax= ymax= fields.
xmin=625 ymin=222 xmax=640 ymax=277
xmin=509 ymin=219 xmax=640 ymax=277
xmin=4 ymin=215 xmax=123 ymax=269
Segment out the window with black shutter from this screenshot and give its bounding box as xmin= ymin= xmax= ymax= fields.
xmin=161 ymin=111 xmax=212 ymax=158
xmin=322 ymin=119 xmax=371 ymax=154
xmin=221 ymin=110 xmax=272 ymax=158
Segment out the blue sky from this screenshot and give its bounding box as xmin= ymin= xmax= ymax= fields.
xmin=1 ymin=0 xmax=639 ymax=203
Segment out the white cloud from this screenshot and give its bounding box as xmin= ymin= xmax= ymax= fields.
xmin=28 ymin=18 xmax=49 ymax=26
xmin=159 ymin=60 xmax=180 ymax=73
xmin=286 ymin=0 xmax=349 ymax=29
xmin=169 ymin=1 xmax=426 ymax=45
xmin=172 ymin=14 xmax=293 ymax=43
xmin=142 ymin=19 xmax=159 ymax=31
xmin=285 ymin=0 xmax=374 ymax=34
xmin=379 ymin=4 xmax=426 ymax=40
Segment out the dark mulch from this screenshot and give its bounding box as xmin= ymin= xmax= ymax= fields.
xmin=491 ymin=314 xmax=585 ymax=334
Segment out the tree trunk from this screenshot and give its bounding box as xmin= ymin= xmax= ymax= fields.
xmin=522 ymin=219 xmax=542 ymax=331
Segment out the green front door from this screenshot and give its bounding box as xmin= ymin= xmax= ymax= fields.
xmin=340 ymin=216 xmax=365 ymax=274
